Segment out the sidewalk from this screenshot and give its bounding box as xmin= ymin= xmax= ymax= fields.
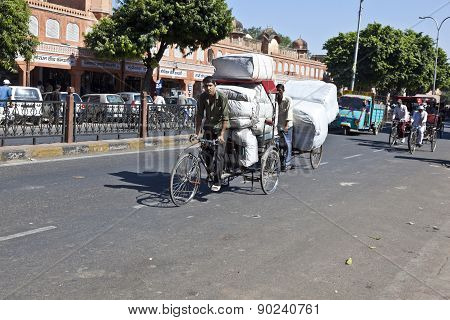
xmin=0 ymin=135 xmax=190 ymax=163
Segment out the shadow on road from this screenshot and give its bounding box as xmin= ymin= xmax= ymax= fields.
xmin=394 ymin=155 xmax=450 ymax=168
xmin=104 ymin=171 xmax=262 ymax=209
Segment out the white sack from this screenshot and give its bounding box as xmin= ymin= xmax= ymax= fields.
xmin=229 ymin=118 xmax=253 ymax=129
xmin=231 ymin=128 xmax=258 ymax=167
xmin=292 ymin=100 xmax=328 ymax=151
xmin=285 ymin=80 xmax=339 ymax=124
xmin=213 ymin=54 xmax=275 ymax=81
xmin=227 ymin=100 xmax=256 ymax=118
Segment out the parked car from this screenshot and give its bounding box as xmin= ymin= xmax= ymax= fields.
xmin=42 ymin=91 xmax=82 ymax=122
xmin=81 ymin=94 xmax=125 ymax=122
xmin=117 ymin=92 xmax=154 ymax=121
xmin=7 ymin=86 xmax=43 ymax=124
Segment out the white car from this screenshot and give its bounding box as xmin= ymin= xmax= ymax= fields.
xmin=8 ymin=86 xmax=43 ymax=124
xmin=81 ymin=94 xmax=126 ymax=121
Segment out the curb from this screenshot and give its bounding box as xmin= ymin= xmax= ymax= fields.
xmin=0 ymin=135 xmax=191 ymax=163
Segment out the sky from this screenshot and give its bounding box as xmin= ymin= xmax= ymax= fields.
xmin=112 ymin=0 xmax=450 ymax=56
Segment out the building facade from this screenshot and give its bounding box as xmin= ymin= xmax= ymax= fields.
xmin=13 ymin=0 xmax=326 ymax=98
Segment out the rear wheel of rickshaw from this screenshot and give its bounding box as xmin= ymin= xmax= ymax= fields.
xmin=430 ymin=130 xmax=437 ymax=152
xmin=389 ymin=127 xmax=398 ymax=147
xmin=310 ymin=145 xmax=323 ymax=169
xmin=260 ymin=147 xmax=280 ymax=195
xmin=170 ymin=153 xmax=201 ymax=206
xmin=408 ymin=130 xmax=417 ymax=154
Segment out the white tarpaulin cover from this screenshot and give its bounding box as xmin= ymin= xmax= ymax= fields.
xmin=285 ymin=80 xmax=339 ymax=124
xmin=292 ymin=100 xmax=328 ymax=151
xmin=231 ymin=128 xmax=259 ymax=167
xmin=217 ymin=84 xmax=274 ymax=132
xmin=213 ymin=54 xmax=275 ymax=81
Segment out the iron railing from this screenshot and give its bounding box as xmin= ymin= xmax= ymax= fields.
xmin=148 ymin=104 xmax=196 ymax=133
xmin=74 ymin=103 xmax=141 ymax=140
xmin=1 ymin=100 xmax=66 ymax=146
xmin=1 ymin=99 xmax=197 ymax=146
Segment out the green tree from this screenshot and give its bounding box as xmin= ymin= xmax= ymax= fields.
xmin=323 ymin=23 xmax=450 ymax=95
xmin=243 ymin=27 xmax=262 ymax=39
xmin=0 ymin=0 xmax=38 ymax=71
xmin=85 ymin=0 xmax=233 ymax=91
xmin=243 ymin=26 xmax=292 ymax=47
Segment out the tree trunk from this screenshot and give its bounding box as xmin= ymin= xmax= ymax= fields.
xmin=143 ymin=65 xmax=155 ymax=94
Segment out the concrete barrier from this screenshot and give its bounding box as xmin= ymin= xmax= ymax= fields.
xmin=0 ymin=135 xmax=191 ymax=163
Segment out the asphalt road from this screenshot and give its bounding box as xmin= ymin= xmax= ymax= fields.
xmin=1 ymin=125 xmax=450 ymax=300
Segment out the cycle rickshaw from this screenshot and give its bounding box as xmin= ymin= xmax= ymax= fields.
xmin=169 ymin=80 xmax=281 ymax=206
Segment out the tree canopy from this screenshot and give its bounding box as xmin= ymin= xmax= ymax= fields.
xmin=85 ymin=0 xmax=233 ymax=91
xmin=323 ymin=23 xmax=450 ymax=95
xmin=243 ymin=26 xmax=292 ymax=47
xmin=0 ymin=0 xmax=38 ymax=71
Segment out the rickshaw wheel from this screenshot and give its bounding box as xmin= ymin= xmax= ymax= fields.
xmin=170 ymin=153 xmax=201 ymax=206
xmin=408 ymin=130 xmax=417 ymax=154
xmin=430 ymin=130 xmax=437 ymax=152
xmin=310 ymin=145 xmax=323 ymax=169
xmin=260 ymin=147 xmax=280 ymax=195
xmin=389 ymin=127 xmax=398 ymax=147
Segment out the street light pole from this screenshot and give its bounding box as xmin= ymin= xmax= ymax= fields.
xmin=350 ymin=0 xmax=364 ymax=92
xmin=419 ymin=16 xmax=450 ymax=95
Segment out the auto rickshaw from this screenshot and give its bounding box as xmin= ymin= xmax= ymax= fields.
xmin=337 ymin=93 xmax=386 ymax=135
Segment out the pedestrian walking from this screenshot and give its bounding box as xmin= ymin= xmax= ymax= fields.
xmin=51 ymin=84 xmax=62 ymax=125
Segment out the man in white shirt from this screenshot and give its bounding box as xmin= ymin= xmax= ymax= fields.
xmin=152 ymin=92 xmax=166 ymax=112
xmin=412 ymin=105 xmax=428 ymax=146
xmin=392 ymin=99 xmax=409 ymax=143
xmin=276 ymin=84 xmax=293 ymax=171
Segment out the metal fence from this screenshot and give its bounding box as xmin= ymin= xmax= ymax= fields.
xmin=74 ymin=102 xmax=141 ymax=140
xmin=0 ymin=100 xmax=66 ymax=146
xmin=148 ymin=104 xmax=196 ymax=134
xmin=1 ymin=99 xmax=196 ymax=146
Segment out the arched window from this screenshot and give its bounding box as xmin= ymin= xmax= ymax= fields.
xmin=197 ymin=48 xmax=205 ymax=62
xmin=29 ymin=16 xmax=38 ymax=36
xmin=320 ymin=70 xmax=324 ymax=79
xmin=301 ymin=66 xmax=305 ymax=76
xmin=315 ymin=68 xmax=319 ymax=78
xmin=290 ymin=64 xmax=295 ymax=73
xmin=66 ymin=23 xmax=79 ymax=42
xmin=85 ymin=27 xmax=93 ymax=35
xmin=284 ymin=63 xmax=288 ymax=72
xmin=46 ymin=19 xmax=60 ymax=39
xmin=310 ymin=67 xmax=315 ymax=77
xmin=295 ymin=65 xmax=300 ymax=74
xmin=306 ymin=67 xmax=310 ymax=77
xmin=207 ymin=49 xmax=215 ymax=63
xmin=278 ymin=62 xmax=282 ymax=73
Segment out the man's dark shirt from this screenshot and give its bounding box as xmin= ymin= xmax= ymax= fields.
xmin=196 ymin=90 xmax=229 ymax=133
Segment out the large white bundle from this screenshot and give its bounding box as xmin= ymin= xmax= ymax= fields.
xmin=231 ymin=128 xmax=259 ymax=167
xmin=213 ymin=54 xmax=275 ymax=81
xmin=292 ymin=100 xmax=328 ymax=151
xmin=285 ymin=80 xmax=338 ymax=124
xmin=218 ymin=84 xmax=274 ymax=131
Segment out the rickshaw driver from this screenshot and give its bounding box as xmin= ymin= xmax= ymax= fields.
xmin=412 ymin=105 xmax=428 ymax=146
xmin=392 ymin=98 xmax=409 ymax=143
xmin=276 ymin=84 xmax=294 ymax=171
xmin=193 ymin=76 xmax=229 ymax=192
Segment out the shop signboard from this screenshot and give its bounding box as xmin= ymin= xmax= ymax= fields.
xmin=81 ymin=59 xmax=120 ymax=70
xmin=159 ymin=67 xmax=187 ymax=79
xmin=126 ymin=64 xmax=147 ymax=74
xmin=194 ymin=72 xmax=213 ymax=81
